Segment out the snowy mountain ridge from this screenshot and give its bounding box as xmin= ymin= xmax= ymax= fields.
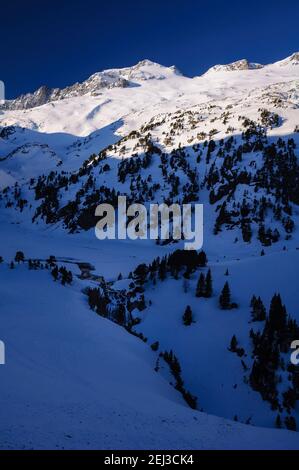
xmin=1 ymin=60 xmax=182 ymax=111
xmin=2 ymin=53 xmax=299 ymax=112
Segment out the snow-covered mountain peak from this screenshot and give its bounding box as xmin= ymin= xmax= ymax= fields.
xmin=274 ymin=52 xmax=299 ymax=67
xmin=106 ymin=59 xmax=183 ymax=81
xmin=204 ymin=58 xmax=264 ymax=74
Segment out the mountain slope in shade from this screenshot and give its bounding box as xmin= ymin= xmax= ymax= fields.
xmin=0 ymin=260 xmax=299 ymax=449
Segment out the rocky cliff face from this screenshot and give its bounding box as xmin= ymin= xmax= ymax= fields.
xmin=1 ymin=75 xmax=130 ymax=110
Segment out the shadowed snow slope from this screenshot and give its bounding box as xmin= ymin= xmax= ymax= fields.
xmin=0 ymin=264 xmax=298 ymax=449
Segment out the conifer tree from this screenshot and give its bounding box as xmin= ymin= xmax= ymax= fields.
xmin=115 ymin=303 xmax=126 ymax=325
xmin=229 ymin=335 xmax=238 ymax=352
xmin=197 ymin=251 xmax=207 ymax=267
xmin=250 ymin=295 xmax=257 ymax=309
xmin=51 ymin=265 xmax=59 ymax=281
xmin=171 ymin=354 xmax=181 ymax=377
xmin=158 ymin=259 xmax=167 ymax=281
xmin=183 ymin=390 xmax=197 ymax=409
xmin=250 ymin=295 xmax=266 ymax=322
xmin=205 ymin=269 xmax=213 ymax=297
xmin=241 ymin=219 xmax=252 ymax=243
xmin=268 ymin=293 xmax=287 ymax=332
xmin=219 ymin=281 xmax=231 ymax=309
xmin=59 ymin=266 xmax=72 ymax=285
xmin=283 ymin=387 xmax=296 ymax=412
xmin=151 ymin=341 xmax=159 ymax=351
xmin=133 ymin=263 xmax=148 ymax=285
xmin=15 ymin=251 xmax=25 ymax=263
xmin=285 ymin=416 xmax=297 ymax=431
xmin=195 ymin=273 xmax=205 ymax=297
xmin=66 ymin=270 xmax=73 ymax=284
xmin=183 ymin=305 xmax=193 ymax=326
xmin=275 ymin=414 xmax=282 ymax=429
xmin=47 ymin=255 xmax=56 ymax=266
xmin=214 ymin=202 xmax=230 ymax=234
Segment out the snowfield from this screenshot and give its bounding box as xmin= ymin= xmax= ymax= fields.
xmin=0 ymin=262 xmax=299 ymax=450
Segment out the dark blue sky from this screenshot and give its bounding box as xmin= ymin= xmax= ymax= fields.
xmin=2 ymin=0 xmax=299 ymax=98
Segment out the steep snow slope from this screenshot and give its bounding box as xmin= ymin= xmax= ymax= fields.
xmin=132 ymin=248 xmax=299 ymax=427
xmin=0 ymin=259 xmax=299 ymax=449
